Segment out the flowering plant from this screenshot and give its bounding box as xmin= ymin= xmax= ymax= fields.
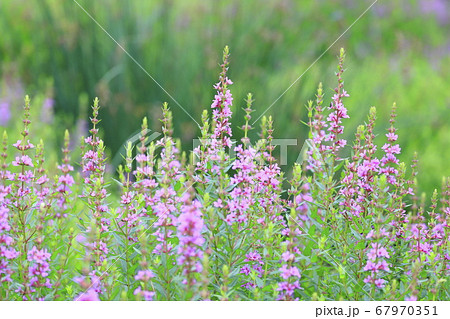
xmin=0 ymin=47 xmax=448 ymax=301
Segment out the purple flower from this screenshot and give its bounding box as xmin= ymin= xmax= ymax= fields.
xmin=176 ymin=200 xmax=205 ymax=287
xmin=134 ymin=287 xmax=155 ymax=301
xmin=41 ymin=98 xmax=54 ymax=124
xmin=277 ymin=281 xmax=301 ymax=300
xmin=364 ymin=232 xmax=391 ymax=290
xmin=240 ymin=265 xmax=251 ymax=276
xmin=374 ymin=278 xmax=386 ymax=288
xmin=367 ymin=243 xmax=390 ymax=261
xmin=376 ymin=260 xmax=390 ymax=272
xmin=281 ymin=251 xmax=295 ymax=262
xmin=12 ymin=155 xmax=33 ymax=167
xmin=420 ymin=0 xmax=449 ymax=24
xmin=76 ymin=289 xmax=100 ymax=301
xmin=134 ymin=270 xmax=155 ymax=282
xmin=0 ymin=204 xmax=19 ymax=283
xmin=27 ymin=246 xmax=52 ymax=290
xmin=28 ymin=246 xmax=51 ymax=263
xmin=363 ymin=260 xmax=377 ymax=272
xmin=76 ymin=98 xmax=111 ymax=297
xmin=194 ymin=47 xmax=234 ymax=174
xmin=280 ymin=265 xmax=301 ymax=280
xmin=0 ymin=102 xmax=11 ymax=126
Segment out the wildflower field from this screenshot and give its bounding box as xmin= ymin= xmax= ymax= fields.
xmin=0 ymin=46 xmax=448 ymax=301
xmin=1 ymin=0 xmax=449 ymax=200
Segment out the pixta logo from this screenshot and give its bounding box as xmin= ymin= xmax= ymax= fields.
xmin=192 ymin=138 xmax=311 ymax=166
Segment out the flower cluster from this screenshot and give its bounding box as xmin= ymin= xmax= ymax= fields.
xmin=0 ymin=132 xmax=18 ymax=283
xmin=210 ymin=46 xmax=233 ymax=150
xmin=54 ymin=130 xmax=75 ymax=216
xmin=307 ymin=49 xmax=350 ymax=176
xmin=176 ymin=199 xmax=205 ymax=288
xmin=27 ymin=246 xmax=52 ymax=292
xmin=240 ymin=251 xmax=264 ymax=290
xmin=0 ymin=205 xmax=18 ymax=283
xmin=363 ymin=229 xmax=391 ymax=289
xmin=194 ymin=46 xmax=233 ymax=175
xmin=0 ymin=48 xmax=448 ymax=302
xmin=325 ymin=50 xmax=350 ymax=155
xmin=134 ymin=269 xmax=156 ymax=301
xmin=75 ymin=98 xmax=111 ymax=298
xmin=277 ymin=180 xmax=311 ymax=300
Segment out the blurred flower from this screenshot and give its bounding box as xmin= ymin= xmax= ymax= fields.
xmin=405 ymin=295 xmax=418 ymax=301
xmin=0 ymin=102 xmax=11 ymax=126
xmin=133 ymin=287 xmax=155 ymax=301
xmin=76 ymin=289 xmax=100 ymax=301
xmin=27 ymin=246 xmax=52 ymax=291
xmin=420 ymin=0 xmax=449 ymax=24
xmin=41 ymin=98 xmax=54 ymax=123
xmin=134 ymin=270 xmax=155 ymax=282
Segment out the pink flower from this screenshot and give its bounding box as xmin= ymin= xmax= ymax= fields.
xmin=367 ymin=243 xmax=390 ymax=261
xmin=176 ymin=200 xmax=205 ymax=285
xmin=374 ymin=278 xmax=385 ymax=288
xmin=281 ymin=251 xmax=295 ymax=262
xmin=385 ymin=132 xmax=398 ymax=142
xmin=12 ymin=155 xmax=33 ymax=167
xmin=134 ymin=287 xmax=155 ymax=301
xmin=245 ymin=252 xmax=263 ymax=264
xmin=376 ymin=260 xmax=390 ymax=272
xmin=280 ymin=265 xmax=301 ymax=280
xmin=363 ymin=260 xmax=377 ymax=272
xmin=366 ymin=230 xmax=375 ymax=239
xmin=27 ymin=246 xmax=51 ymax=264
xmin=76 ymin=289 xmax=100 ymax=301
xmin=134 ymin=270 xmax=155 ymax=282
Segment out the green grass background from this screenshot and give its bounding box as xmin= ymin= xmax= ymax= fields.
xmin=0 ymin=0 xmax=448 ymax=199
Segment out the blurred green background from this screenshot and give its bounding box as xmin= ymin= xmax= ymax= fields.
xmin=0 ymin=0 xmax=449 ymax=198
